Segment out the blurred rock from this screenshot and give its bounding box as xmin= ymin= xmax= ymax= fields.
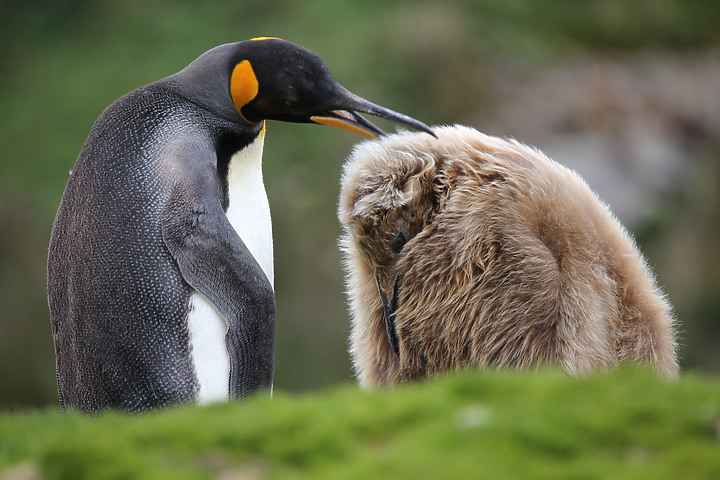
xmin=480 ymin=51 xmax=720 ymax=226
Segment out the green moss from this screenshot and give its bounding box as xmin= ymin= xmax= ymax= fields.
xmin=1 ymin=369 xmax=718 ymax=479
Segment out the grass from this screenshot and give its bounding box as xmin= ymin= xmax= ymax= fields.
xmin=1 ymin=368 xmax=718 ymax=479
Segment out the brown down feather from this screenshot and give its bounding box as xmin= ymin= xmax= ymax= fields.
xmin=338 ymin=125 xmax=679 ymax=386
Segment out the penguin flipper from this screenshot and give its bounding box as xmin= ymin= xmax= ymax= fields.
xmin=161 ymin=149 xmax=275 ymax=400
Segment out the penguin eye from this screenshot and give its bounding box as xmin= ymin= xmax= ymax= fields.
xmin=390 ymin=230 xmax=407 ymax=254
xmin=282 ymin=87 xmax=300 ymax=109
xmin=409 ymin=211 xmax=417 ymax=220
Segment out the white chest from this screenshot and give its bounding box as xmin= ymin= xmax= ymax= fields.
xmin=187 ymin=128 xmax=273 ymax=405
xmin=224 ymin=130 xmax=274 ymax=286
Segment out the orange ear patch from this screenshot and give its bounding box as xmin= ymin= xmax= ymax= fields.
xmin=230 ymin=60 xmax=259 ymax=121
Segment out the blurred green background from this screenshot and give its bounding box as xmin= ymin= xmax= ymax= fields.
xmin=1 ymin=0 xmax=718 ymax=410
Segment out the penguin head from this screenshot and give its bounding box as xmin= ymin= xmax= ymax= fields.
xmin=339 ymin=132 xmax=442 ymax=340
xmin=171 ymin=38 xmax=434 ymax=138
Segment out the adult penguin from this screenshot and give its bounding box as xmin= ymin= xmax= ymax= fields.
xmin=48 ymin=38 xmax=434 ymax=413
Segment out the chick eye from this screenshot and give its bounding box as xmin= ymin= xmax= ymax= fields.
xmin=390 ymin=230 xmax=407 ymax=254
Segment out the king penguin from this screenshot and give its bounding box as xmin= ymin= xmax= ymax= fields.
xmin=48 ymin=38 xmax=434 ymax=413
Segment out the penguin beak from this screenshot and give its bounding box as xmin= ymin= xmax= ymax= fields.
xmin=377 ymin=275 xmax=402 ymax=356
xmin=310 ymin=93 xmax=436 ymax=139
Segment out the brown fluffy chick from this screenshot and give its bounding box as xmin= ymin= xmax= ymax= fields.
xmin=338 ymin=125 xmax=679 ymax=387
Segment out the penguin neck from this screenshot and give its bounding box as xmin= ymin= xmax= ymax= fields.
xmin=224 ymin=124 xmax=274 ymax=287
